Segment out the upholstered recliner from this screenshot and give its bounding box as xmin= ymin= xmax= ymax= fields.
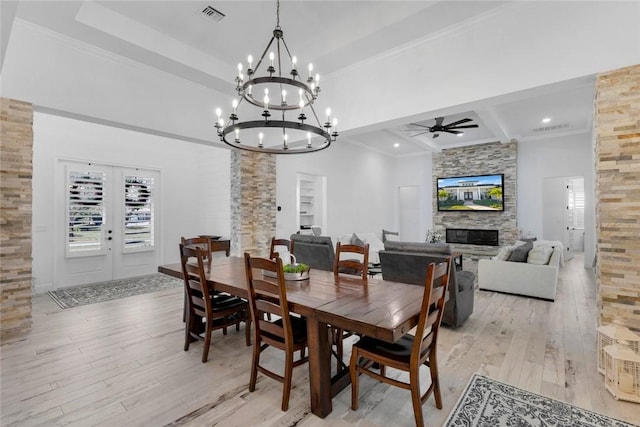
xmin=379 ymin=241 xmax=475 ymax=328
xmin=289 ymin=234 xmax=335 ymax=271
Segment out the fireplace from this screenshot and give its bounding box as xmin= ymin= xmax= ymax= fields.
xmin=446 ymin=228 xmax=499 ymax=246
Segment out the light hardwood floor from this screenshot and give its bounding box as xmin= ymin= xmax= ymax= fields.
xmin=2 ymin=254 xmax=638 ymax=426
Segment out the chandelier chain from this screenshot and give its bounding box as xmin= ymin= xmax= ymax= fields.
xmin=276 ymin=0 xmax=280 ymax=29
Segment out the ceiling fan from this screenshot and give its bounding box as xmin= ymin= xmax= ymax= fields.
xmin=402 ymin=116 xmax=479 ymax=139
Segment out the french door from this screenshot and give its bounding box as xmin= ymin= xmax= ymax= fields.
xmin=56 ymin=161 xmax=161 ymax=288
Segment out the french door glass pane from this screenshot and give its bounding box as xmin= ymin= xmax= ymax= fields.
xmin=68 ymin=171 xmax=106 ymax=253
xmin=124 ymin=176 xmax=154 ymax=250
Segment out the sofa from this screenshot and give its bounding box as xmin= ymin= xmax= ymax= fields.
xmin=290 ymin=234 xmax=335 ymax=271
xmin=478 ymin=243 xmax=562 ymax=301
xmin=379 ymin=241 xmax=475 ymax=328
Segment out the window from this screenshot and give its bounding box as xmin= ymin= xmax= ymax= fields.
xmin=67 ymin=170 xmax=106 ymax=255
xmin=123 ymin=175 xmax=154 ymax=251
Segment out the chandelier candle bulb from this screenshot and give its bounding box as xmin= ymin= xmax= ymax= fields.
xmin=315 ymin=73 xmax=320 ymax=84
xmin=284 ymin=134 xmax=288 ymax=149
xmin=333 ymin=118 xmax=338 ymax=132
xmin=282 ymin=90 xmax=287 ymax=105
xmin=264 ymin=95 xmax=269 ymax=110
xmin=258 ymin=132 xmax=264 ymax=147
xmin=292 ymin=56 xmax=297 ymax=70
xmin=215 ymin=108 xmax=221 ymax=120
xmin=308 ymin=63 xmax=313 ymax=79
xmin=247 ymin=55 xmax=253 ymax=70
xmin=307 ymin=132 xmax=311 ymax=147
xmin=235 ymin=128 xmax=240 ymax=141
xmin=269 ymin=52 xmax=275 ymax=66
xmin=232 ymin=99 xmax=238 ymax=114
xmin=248 ymin=85 xmax=252 ymax=95
xmin=326 ymin=108 xmax=331 ymax=122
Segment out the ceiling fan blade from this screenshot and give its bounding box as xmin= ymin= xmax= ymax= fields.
xmin=410 ymin=131 xmax=430 ymax=138
xmin=444 ymin=130 xmax=463 ymax=134
xmin=444 ymin=118 xmax=472 ymax=127
xmin=447 ymin=124 xmax=479 ymax=129
xmin=403 ymin=123 xmax=431 ymax=130
xmin=434 ymin=117 xmax=445 ymax=127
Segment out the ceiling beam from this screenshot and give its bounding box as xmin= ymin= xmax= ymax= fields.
xmin=385 ymin=128 xmax=441 ymax=152
xmin=475 ymin=107 xmax=513 ymax=144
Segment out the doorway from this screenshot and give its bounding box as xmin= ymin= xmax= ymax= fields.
xmin=55 ymin=161 xmax=161 ymax=288
xmin=398 ymin=186 xmax=420 ymax=242
xmin=543 ymin=176 xmax=584 ymax=262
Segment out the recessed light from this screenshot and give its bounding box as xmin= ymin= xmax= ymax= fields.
xmin=393 ymin=143 xmax=400 ymax=148
xmin=542 ymin=117 xmax=551 ymax=123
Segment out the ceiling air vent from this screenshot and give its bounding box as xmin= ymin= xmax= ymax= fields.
xmin=199 ymin=5 xmax=225 ymax=22
xmin=531 ymin=123 xmax=570 ymax=133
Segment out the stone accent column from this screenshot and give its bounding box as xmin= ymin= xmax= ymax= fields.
xmin=595 ymin=64 xmax=640 ymax=331
xmin=230 ymin=150 xmax=276 ymax=257
xmin=1 ymin=98 xmax=33 ymax=342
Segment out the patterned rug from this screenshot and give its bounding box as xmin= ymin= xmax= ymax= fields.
xmin=444 ymin=374 xmax=636 ymax=427
xmin=48 ymin=274 xmax=182 ymax=309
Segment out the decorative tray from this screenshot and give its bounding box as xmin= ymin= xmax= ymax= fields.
xmin=263 ymin=266 xmax=310 ymax=281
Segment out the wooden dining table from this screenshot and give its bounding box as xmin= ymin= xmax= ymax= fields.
xmin=158 ymin=256 xmax=426 ymax=418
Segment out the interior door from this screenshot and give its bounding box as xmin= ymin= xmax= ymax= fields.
xmin=398 ymin=186 xmax=420 ymax=241
xmin=56 ymin=161 xmax=160 ymax=288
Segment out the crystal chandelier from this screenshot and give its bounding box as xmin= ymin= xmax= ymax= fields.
xmin=214 ymin=0 xmax=338 ymax=154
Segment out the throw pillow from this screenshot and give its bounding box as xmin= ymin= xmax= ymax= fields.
xmin=493 ymin=246 xmax=513 ymax=261
xmin=527 ymin=245 xmax=554 ymax=265
xmin=507 ymin=241 xmax=533 ymax=262
xmin=355 ymin=232 xmax=386 ymax=265
xmin=351 ymin=233 xmax=365 ymax=247
xmin=382 ymin=229 xmax=399 ymax=243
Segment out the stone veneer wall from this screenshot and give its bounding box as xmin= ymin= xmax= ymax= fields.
xmin=432 ymin=141 xmax=518 ymax=257
xmin=230 ymin=150 xmax=276 ymax=257
xmin=595 ymin=64 xmax=640 ymax=331
xmin=1 ymin=98 xmax=33 ymax=342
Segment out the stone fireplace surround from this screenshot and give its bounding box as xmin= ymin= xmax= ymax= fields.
xmin=433 ymin=141 xmax=518 ymax=258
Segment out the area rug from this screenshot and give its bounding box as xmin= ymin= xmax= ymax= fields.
xmin=444 ymin=373 xmax=636 ymax=427
xmin=48 ymin=274 xmax=181 ymax=309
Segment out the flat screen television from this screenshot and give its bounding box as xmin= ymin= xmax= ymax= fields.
xmin=437 ymin=173 xmax=504 ymax=211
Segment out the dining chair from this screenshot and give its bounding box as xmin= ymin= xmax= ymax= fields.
xmin=334 ymin=241 xmax=369 ymax=280
xmin=332 ymin=241 xmax=370 ymax=373
xmin=349 ymin=257 xmax=452 ymax=427
xmin=244 ymin=253 xmax=309 ymax=411
xmin=269 ymin=237 xmax=295 ymax=264
xmin=181 ymin=236 xmax=212 ymax=270
xmin=179 ymin=243 xmax=251 ymax=363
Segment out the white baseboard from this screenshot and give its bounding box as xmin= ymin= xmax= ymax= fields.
xmin=33 ymin=282 xmax=54 ymax=295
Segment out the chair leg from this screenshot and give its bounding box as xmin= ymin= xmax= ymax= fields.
xmin=184 ymin=312 xmax=192 ymax=351
xmin=249 ymin=339 xmax=260 ymax=392
xmin=409 ymin=367 xmax=424 ymax=427
xmin=350 ymin=348 xmax=360 ymax=410
xmin=336 ymin=328 xmax=344 ymax=372
xmin=281 ymin=351 xmax=293 ymax=411
xmin=244 ymin=315 xmax=251 ymax=347
xmin=202 ymin=319 xmax=212 ymax=363
xmin=429 ymin=352 xmax=443 ymax=409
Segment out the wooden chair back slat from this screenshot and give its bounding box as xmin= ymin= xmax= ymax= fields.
xmin=181 ymin=237 xmax=212 ymax=270
xmin=269 ymin=237 xmax=294 ymax=263
xmin=412 ymin=257 xmax=451 ymax=365
xmin=334 ymin=242 xmax=370 ymax=280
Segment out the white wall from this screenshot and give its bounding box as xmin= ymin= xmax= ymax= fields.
xmin=32 ymin=113 xmax=230 ymax=292
xmin=518 ymin=133 xmax=595 ymax=268
xmin=276 ymin=141 xmax=396 ymax=242
xmin=394 ymin=153 xmax=433 ymax=241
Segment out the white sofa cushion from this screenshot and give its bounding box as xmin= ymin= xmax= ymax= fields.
xmin=527 ymin=245 xmax=554 ymax=265
xmin=493 ymin=246 xmax=514 ymax=261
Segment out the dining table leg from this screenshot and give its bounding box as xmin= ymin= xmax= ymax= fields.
xmin=306 ymin=314 xmax=332 ymax=418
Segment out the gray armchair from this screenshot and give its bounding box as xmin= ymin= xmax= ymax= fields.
xmin=379 ymin=241 xmax=475 ymax=328
xmin=290 ymin=234 xmax=335 ymax=271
